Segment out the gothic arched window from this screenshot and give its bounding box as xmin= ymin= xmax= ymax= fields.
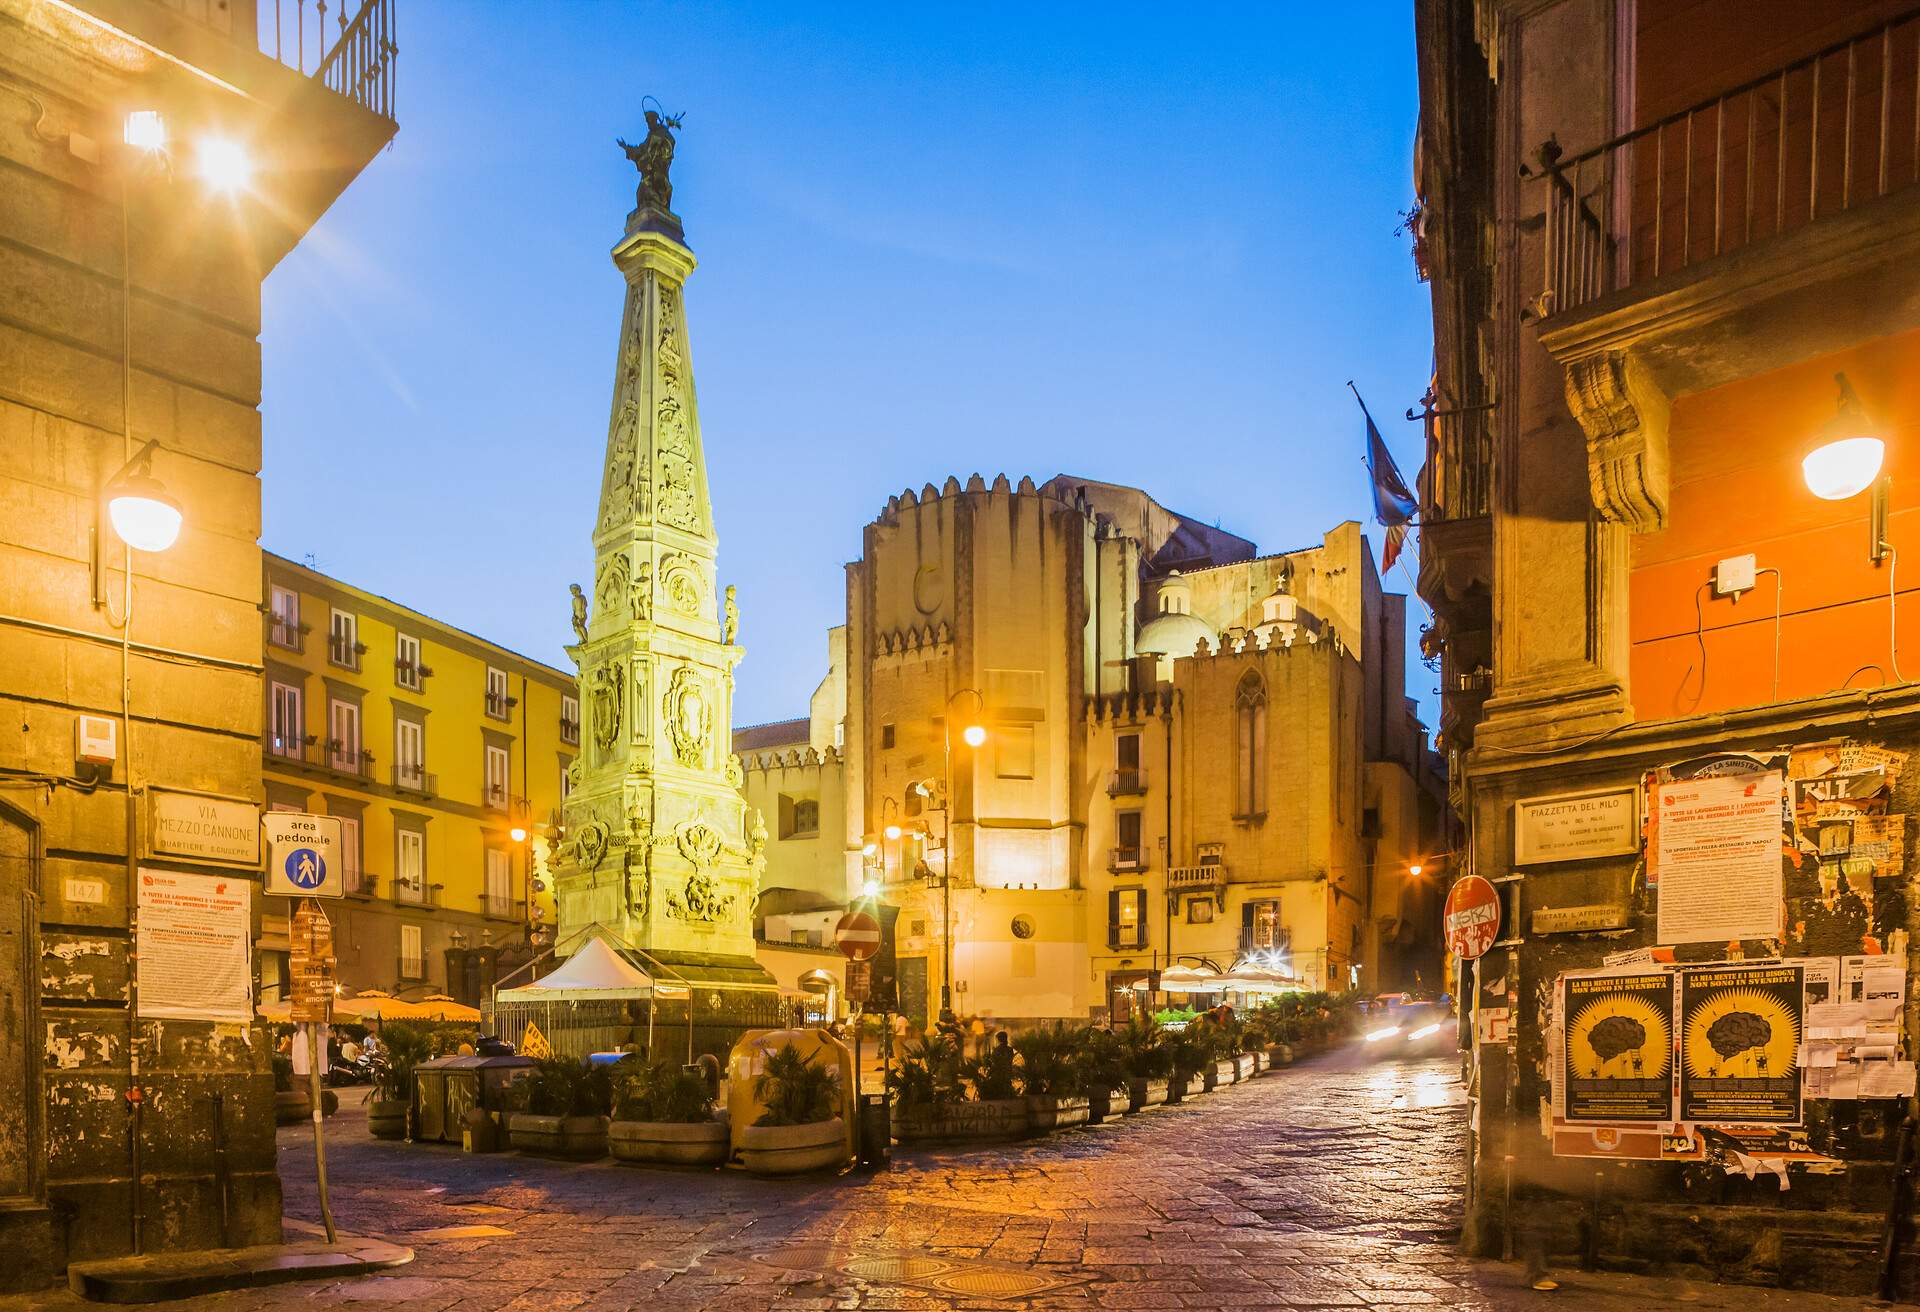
xmin=1236 ymin=670 xmax=1267 ymax=817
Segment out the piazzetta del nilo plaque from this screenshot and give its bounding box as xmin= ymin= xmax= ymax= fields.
xmin=1514 ymin=786 xmax=1639 ymax=866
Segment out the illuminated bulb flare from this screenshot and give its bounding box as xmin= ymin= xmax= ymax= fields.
xmin=124 ymin=110 xmax=166 ymax=152
xmin=1802 ymin=436 xmax=1885 ymax=501
xmin=107 ymin=487 xmax=182 ymax=552
xmin=196 ymin=137 xmax=252 ymax=193
xmin=1407 ymin=1023 xmax=1444 ymax=1041
xmin=962 ymin=724 xmax=987 ymax=748
xmin=1364 ymin=1025 xmax=1402 ymax=1042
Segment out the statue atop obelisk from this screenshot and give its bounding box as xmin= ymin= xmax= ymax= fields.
xmin=549 ymin=114 xmax=772 ymax=993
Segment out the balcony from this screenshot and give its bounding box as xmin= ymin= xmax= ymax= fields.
xmin=267 ymin=619 xmax=304 ymax=650
xmin=1107 ymin=768 xmax=1149 ymax=796
xmin=484 ymin=783 xmax=509 ymax=812
xmin=484 ymin=690 xmax=517 ymax=721
xmin=264 ymin=732 xmax=309 ymax=763
xmin=560 ymin=716 xmax=581 ymax=746
xmin=391 ymin=764 xmax=436 ymax=796
xmin=1168 ymin=864 xmax=1226 ymax=890
xmin=1109 ymin=846 xmax=1146 ymax=873
xmin=483 ymin=894 xmax=523 ymax=922
xmin=328 ymin=634 xmax=363 ymax=670
xmin=1530 ymin=11 xmax=1920 ymax=530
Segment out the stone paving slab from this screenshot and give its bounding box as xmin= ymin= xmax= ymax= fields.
xmin=4 ymin=1055 xmax=1917 ymax=1310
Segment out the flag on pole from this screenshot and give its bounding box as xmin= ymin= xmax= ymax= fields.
xmin=1350 ymin=382 xmax=1417 ymax=571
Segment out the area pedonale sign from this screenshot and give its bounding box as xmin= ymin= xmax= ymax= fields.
xmin=1443 ymin=874 xmax=1502 ymax=961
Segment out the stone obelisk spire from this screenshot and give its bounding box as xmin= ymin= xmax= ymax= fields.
xmin=552 ymin=121 xmax=770 ymax=982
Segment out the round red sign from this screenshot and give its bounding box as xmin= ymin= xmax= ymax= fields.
xmin=1443 ymin=874 xmax=1501 ymax=961
xmin=834 ymin=909 xmax=881 ymax=961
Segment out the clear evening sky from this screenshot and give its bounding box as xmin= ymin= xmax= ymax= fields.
xmin=260 ymin=3 xmax=1436 ymax=732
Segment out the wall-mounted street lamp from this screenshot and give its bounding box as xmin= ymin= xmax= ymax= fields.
xmin=1802 ymin=373 xmax=1890 ymax=563
xmin=105 ymin=440 xmax=183 ymax=553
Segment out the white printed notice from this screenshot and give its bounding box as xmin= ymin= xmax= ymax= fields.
xmin=136 ymin=868 xmax=252 ymax=1023
xmin=1653 ymin=771 xmax=1784 ymax=944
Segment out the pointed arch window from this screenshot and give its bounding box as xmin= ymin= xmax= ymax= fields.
xmin=1235 ymin=670 xmax=1267 ymax=819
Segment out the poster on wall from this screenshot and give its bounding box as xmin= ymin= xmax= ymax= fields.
xmin=135 ymin=868 xmax=253 ymax=1023
xmin=1653 ymin=771 xmax=1785 ymax=944
xmin=1561 ymin=972 xmax=1677 ymax=1122
xmin=1679 ymin=963 xmax=1803 ymax=1124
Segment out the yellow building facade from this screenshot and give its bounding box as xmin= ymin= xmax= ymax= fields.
xmin=739 ymin=475 xmax=1447 ymax=1028
xmin=260 ymin=553 xmax=575 ymax=1005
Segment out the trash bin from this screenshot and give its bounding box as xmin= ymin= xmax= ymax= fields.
xmin=414 ymin=1057 xmax=455 ymax=1142
xmin=857 ymin=1092 xmax=890 ymax=1167
xmin=413 ymin=1055 xmax=532 ymax=1144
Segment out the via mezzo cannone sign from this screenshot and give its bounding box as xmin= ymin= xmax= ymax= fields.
xmin=1559 ymin=962 xmax=1804 ymax=1126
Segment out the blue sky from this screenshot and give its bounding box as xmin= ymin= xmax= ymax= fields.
xmin=261 ymin=2 xmax=1436 ymax=729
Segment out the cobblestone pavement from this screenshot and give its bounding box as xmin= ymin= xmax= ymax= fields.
xmin=9 ymin=1053 xmax=1902 ymax=1311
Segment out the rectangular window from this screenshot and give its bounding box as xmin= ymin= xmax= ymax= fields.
xmin=395 ymin=829 xmax=426 ymax=903
xmin=1241 ymin=899 xmax=1287 ymax=955
xmin=328 ymin=608 xmax=359 ymax=669
xmin=394 ymin=633 xmax=422 ymax=690
xmin=268 ymin=584 xmax=300 ymax=648
xmin=1117 ymin=732 xmax=1141 ymax=770
xmin=485 ymin=666 xmax=511 ymax=720
xmin=337 ymin=815 xmax=362 ymax=893
xmin=395 ymin=719 xmax=425 ymax=790
xmin=560 ymin=693 xmax=580 ymax=745
xmin=485 ymin=744 xmax=510 ymax=810
xmin=400 ymin=924 xmax=424 ymax=979
xmin=1107 ymin=887 xmax=1146 ymax=949
xmin=269 ymin=682 xmax=303 ymax=759
xmin=1112 ymin=811 xmax=1143 ymax=869
xmin=880 ymin=723 xmax=895 ymax=750
xmin=485 ymin=848 xmax=511 ymax=918
xmin=994 ymin=724 xmax=1035 ymax=779
xmin=1111 ymin=731 xmax=1146 ymax=794
xmin=560 ymin=759 xmax=574 ymax=802
xmin=328 ymin=699 xmax=360 ymax=773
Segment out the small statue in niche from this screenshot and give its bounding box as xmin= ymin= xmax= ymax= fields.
xmin=569 ymin=583 xmax=589 ymax=644
xmin=723 ymin=585 xmax=739 ymax=644
xmin=618 ymin=105 xmax=681 ymax=213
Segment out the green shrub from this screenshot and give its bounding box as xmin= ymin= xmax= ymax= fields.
xmin=271 ymin=1051 xmax=294 ymax=1093
xmin=518 ymin=1057 xmax=608 ymax=1117
xmin=370 ymin=1022 xmax=434 ymax=1100
xmin=1075 ymin=1026 xmax=1128 ymax=1092
xmin=895 ymin=1032 xmax=963 ymax=1108
xmin=1153 ymin=1006 xmax=1199 ymax=1028
xmin=964 ymin=1039 xmax=1019 ymax=1101
xmin=1119 ymin=1017 xmax=1170 ymax=1079
xmin=613 ymin=1057 xmax=715 ymax=1123
xmin=1014 ymin=1023 xmax=1086 ymax=1097
xmin=753 ymin=1043 xmax=841 ymax=1127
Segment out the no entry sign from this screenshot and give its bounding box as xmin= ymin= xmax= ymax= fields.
xmin=1443 ymin=874 xmax=1502 ymax=961
xmin=835 ymin=909 xmax=881 ymax=961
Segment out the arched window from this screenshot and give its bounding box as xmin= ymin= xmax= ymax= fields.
xmin=1236 ymin=670 xmax=1266 ymax=817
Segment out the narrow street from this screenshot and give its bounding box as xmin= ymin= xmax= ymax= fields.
xmin=36 ymin=1055 xmax=1879 ymax=1312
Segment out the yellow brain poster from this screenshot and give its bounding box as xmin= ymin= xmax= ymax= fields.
xmin=1562 ymin=972 xmax=1676 ymax=1122
xmin=1679 ymin=964 xmax=1803 ymax=1124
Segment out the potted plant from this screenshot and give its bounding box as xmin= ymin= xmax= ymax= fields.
xmin=1164 ymin=1026 xmax=1207 ymax=1102
xmin=608 ymin=1058 xmax=726 ymax=1166
xmin=509 ymin=1058 xmax=610 ymax=1158
xmin=893 ymin=1032 xmax=1029 ymax=1142
xmin=1120 ymin=1017 xmax=1170 ymax=1111
xmin=1240 ymin=1017 xmax=1271 ymax=1074
xmin=1015 ymin=1024 xmax=1089 ymax=1133
xmin=1076 ymin=1026 xmax=1130 ymax=1124
xmin=367 ymin=1021 xmax=432 ymax=1140
xmin=739 ymin=1043 xmax=845 ymax=1175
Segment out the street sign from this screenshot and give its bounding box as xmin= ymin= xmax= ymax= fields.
xmin=834 ymin=909 xmax=881 ymax=961
xmin=845 ymin=958 xmax=872 ymax=1006
xmin=1443 ymin=874 xmax=1502 ymax=961
xmin=289 ymin=899 xmax=336 ymax=1023
xmin=264 ymin=813 xmax=344 ymax=899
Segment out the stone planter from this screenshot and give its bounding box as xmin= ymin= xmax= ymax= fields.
xmin=1209 ymin=1059 xmax=1236 ymax=1089
xmin=1024 ymin=1095 xmax=1089 ymax=1134
xmin=1127 ymin=1077 xmax=1168 ymax=1112
xmin=896 ymin=1098 xmax=1029 ymax=1144
xmin=1253 ymin=1050 xmax=1270 ymax=1073
xmin=1266 ymin=1043 xmax=1293 ymax=1068
xmin=1168 ymin=1072 xmax=1206 ymax=1103
xmin=608 ymin=1118 xmax=728 ymax=1167
xmin=739 ymin=1117 xmax=845 ymax=1175
xmin=274 ymin=1089 xmax=310 ymax=1126
xmin=510 ymin=1112 xmax=608 ymax=1159
xmin=1234 ymin=1053 xmax=1257 ymax=1081
xmin=367 ymin=1098 xmax=409 ymax=1139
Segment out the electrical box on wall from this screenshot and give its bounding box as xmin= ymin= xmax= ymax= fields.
xmin=76 ymin=714 xmax=117 ymax=765
xmin=1714 ymin=554 xmax=1757 ymax=599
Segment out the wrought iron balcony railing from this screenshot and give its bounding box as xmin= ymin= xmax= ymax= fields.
xmin=1107 ymin=768 xmax=1149 ymax=796
xmin=1109 ymin=846 xmax=1146 ymax=872
xmin=1534 ymin=7 xmax=1920 ymax=318
xmin=264 ymin=0 xmax=399 ymax=122
xmin=391 ymin=763 xmax=435 ymax=795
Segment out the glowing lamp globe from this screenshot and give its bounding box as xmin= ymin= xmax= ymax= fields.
xmin=961 ymin=724 xmax=987 ymax=748
xmin=196 ymin=137 xmax=252 ymax=193
xmin=509 ymin=826 xmax=528 ymax=843
xmin=884 ymin=824 xmax=902 ymax=842
xmin=1802 ymin=436 xmax=1885 ymax=501
xmin=123 ymin=110 xmax=166 ymax=152
xmin=862 ymin=879 xmax=880 ymax=898
xmin=107 ymin=477 xmax=182 ymax=552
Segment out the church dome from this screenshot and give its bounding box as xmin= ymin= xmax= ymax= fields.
xmin=1137 ymin=610 xmax=1216 ymax=657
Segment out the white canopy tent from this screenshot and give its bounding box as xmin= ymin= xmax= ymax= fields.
xmin=494 ymin=935 xmax=654 ymax=1003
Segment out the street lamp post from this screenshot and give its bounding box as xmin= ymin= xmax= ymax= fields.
xmin=934 ymin=688 xmax=987 ymax=1025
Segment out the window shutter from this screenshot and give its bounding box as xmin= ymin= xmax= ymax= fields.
xmin=1108 ymin=889 xmax=1122 ymax=948
xmin=1241 ymin=900 xmax=1256 ymax=954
